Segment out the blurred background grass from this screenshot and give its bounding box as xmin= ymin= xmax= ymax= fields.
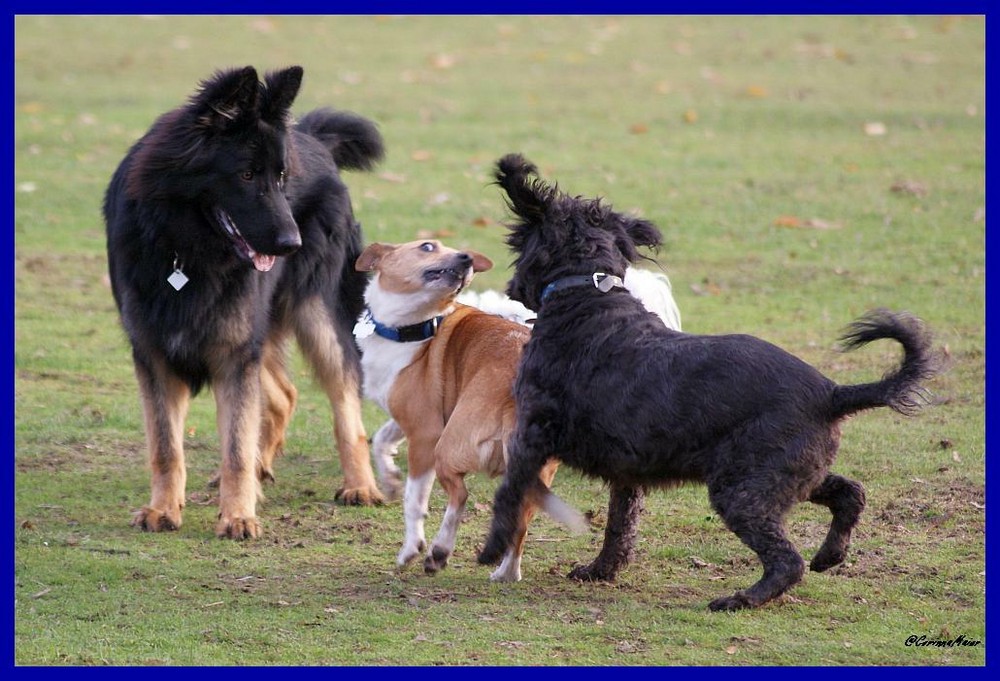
xmin=14 ymin=15 xmax=984 ymax=666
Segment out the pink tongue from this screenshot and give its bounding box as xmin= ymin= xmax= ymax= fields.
xmin=253 ymin=253 xmax=276 ymax=272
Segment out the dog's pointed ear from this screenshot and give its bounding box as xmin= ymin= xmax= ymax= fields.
xmin=494 ymin=153 xmax=552 ymax=222
xmin=616 ymin=216 xmax=663 ymax=261
xmin=468 ymin=251 xmax=493 ymax=273
xmin=261 ymin=66 xmax=303 ymax=125
xmin=192 ymin=66 xmax=259 ymax=131
xmin=355 ymin=243 xmax=395 ymax=272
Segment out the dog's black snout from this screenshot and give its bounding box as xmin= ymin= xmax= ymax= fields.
xmin=456 ymin=252 xmax=472 ymax=266
xmin=274 ymin=231 xmax=302 ymax=255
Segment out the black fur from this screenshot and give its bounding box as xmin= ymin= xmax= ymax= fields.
xmin=104 ymin=66 xmax=385 ymax=535
xmin=479 ymin=154 xmax=939 ymax=610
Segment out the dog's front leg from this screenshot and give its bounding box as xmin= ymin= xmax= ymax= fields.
xmin=397 ymin=466 xmax=436 ymax=567
xmin=568 ymin=483 xmax=644 ymax=582
xmin=213 ymin=359 xmax=263 ymax=540
xmin=131 ymin=353 xmax=190 ymax=532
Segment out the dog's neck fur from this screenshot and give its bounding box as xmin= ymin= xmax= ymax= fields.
xmin=358 ymin=275 xmax=457 ymax=411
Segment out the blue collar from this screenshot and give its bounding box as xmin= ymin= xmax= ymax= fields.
xmin=540 ymin=272 xmax=626 ymax=304
xmin=369 ymin=310 xmax=444 ymax=343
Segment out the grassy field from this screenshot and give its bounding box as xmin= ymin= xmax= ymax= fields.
xmin=14 ymin=15 xmax=985 ymax=666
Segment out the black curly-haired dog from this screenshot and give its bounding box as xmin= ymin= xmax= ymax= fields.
xmin=477 ymin=154 xmax=939 ymax=610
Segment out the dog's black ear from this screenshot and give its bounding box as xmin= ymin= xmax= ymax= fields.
xmin=494 ymin=153 xmax=552 ymax=222
xmin=261 ymin=66 xmax=304 ymax=125
xmin=616 ymin=216 xmax=663 ymax=262
xmin=191 ymin=66 xmax=259 ymax=131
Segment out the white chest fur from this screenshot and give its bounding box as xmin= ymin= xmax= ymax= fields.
xmin=357 ymin=334 xmax=427 ymax=412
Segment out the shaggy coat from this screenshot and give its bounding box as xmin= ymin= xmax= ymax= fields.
xmin=478 ymin=154 xmax=939 ymax=610
xmin=104 ymin=66 xmax=385 ymax=539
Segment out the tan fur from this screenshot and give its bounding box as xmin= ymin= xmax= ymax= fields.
xmin=294 ymin=295 xmax=380 ymax=505
xmin=356 ymin=239 xmax=560 ymax=576
xmin=132 ymin=353 xmax=190 ymax=532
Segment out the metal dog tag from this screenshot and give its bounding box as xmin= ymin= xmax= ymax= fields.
xmin=167 ymin=268 xmax=189 ymax=291
xmin=353 ymin=315 xmax=376 ymax=341
xmin=595 ymin=273 xmax=616 ymax=293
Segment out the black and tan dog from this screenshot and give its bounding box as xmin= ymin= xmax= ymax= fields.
xmin=478 ymin=154 xmax=939 ymax=610
xmin=104 ymin=66 xmax=385 ymax=539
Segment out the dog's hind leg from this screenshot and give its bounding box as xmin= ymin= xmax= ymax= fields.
xmin=371 ymin=419 xmax=405 ymax=501
xmin=294 ymin=297 xmax=383 ymax=506
xmin=807 ymin=473 xmax=866 ymax=573
xmin=707 ymin=481 xmax=804 ymax=611
xmin=490 ymin=459 xmax=561 ymax=583
xmin=131 ymin=353 xmax=190 ymax=532
xmin=478 ymin=435 xmax=550 ymax=566
xmin=258 ymin=336 xmax=298 ymax=484
xmin=568 ymin=483 xmax=644 ymax=583
xmin=424 ymin=468 xmax=468 ymax=575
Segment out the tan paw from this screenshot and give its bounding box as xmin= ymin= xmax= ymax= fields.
xmin=334 ymin=485 xmax=385 ymax=506
xmin=131 ymin=506 xmax=182 ymax=532
xmin=215 ymin=515 xmax=261 ymax=540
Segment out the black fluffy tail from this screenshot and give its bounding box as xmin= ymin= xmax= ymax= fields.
xmin=830 ymin=309 xmax=939 ymax=418
xmin=296 ymin=108 xmax=384 ymax=171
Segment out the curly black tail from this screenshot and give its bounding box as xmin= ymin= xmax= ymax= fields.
xmin=296 ymin=108 xmax=385 ymax=171
xmin=830 ymin=309 xmax=939 ymax=418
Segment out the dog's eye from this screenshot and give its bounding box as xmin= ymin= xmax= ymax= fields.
xmin=276 ymin=169 xmax=286 ymax=188
xmin=241 ymin=170 xmax=254 ymax=181
xmin=420 ymin=242 xmax=435 ymax=252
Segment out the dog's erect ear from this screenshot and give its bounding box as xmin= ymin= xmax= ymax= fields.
xmin=616 ymin=216 xmax=663 ymax=262
xmin=192 ymin=66 xmax=259 ymax=131
xmin=494 ymin=153 xmax=552 ymax=222
xmin=261 ymin=66 xmax=304 ymax=125
xmin=355 ymin=243 xmax=396 ymax=272
xmin=468 ymin=251 xmax=494 ymax=273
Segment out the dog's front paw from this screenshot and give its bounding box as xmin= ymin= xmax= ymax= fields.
xmin=567 ymin=563 xmax=616 ymax=583
xmin=396 ymin=540 xmax=426 ymax=568
xmin=708 ymin=592 xmax=753 ymax=612
xmin=335 ymin=485 xmax=385 ymax=506
xmin=131 ymin=506 xmax=182 ymax=532
xmin=215 ymin=515 xmax=261 ymax=540
xmin=423 ymin=546 xmax=450 ymax=574
xmin=809 ymin=547 xmax=847 ymax=573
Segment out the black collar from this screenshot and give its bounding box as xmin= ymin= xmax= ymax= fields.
xmin=368 ymin=310 xmax=444 ymax=343
xmin=539 ymin=272 xmax=626 ymax=304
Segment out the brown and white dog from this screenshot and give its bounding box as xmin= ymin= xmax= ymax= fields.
xmin=354 ymin=240 xmax=585 ymax=581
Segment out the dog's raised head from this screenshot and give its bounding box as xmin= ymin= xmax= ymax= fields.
xmin=355 ymin=240 xmax=493 ymax=326
xmin=125 ymin=66 xmax=305 ymax=271
xmin=494 ymin=153 xmax=663 ymax=310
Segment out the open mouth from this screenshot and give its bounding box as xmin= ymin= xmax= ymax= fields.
xmin=215 ymin=208 xmax=276 ymax=273
xmin=423 ymin=266 xmax=468 ymax=289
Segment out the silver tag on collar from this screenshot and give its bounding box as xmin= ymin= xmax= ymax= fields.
xmin=167 ymin=268 xmax=189 ymax=291
xmin=594 ymin=272 xmax=620 ymax=293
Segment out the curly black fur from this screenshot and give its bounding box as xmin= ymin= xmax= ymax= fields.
xmin=479 ymin=154 xmax=939 ymax=610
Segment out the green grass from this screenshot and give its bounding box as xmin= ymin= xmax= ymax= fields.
xmin=14 ymin=15 xmax=984 ymax=666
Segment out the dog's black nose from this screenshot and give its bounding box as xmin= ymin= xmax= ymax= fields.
xmin=457 ymin=253 xmax=472 ymax=265
xmin=273 ymin=231 xmax=302 ymax=255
